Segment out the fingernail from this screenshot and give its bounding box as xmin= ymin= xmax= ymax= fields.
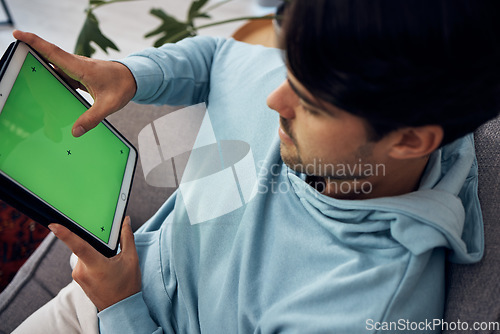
xmin=48 ymin=224 xmax=58 ymax=235
xmin=73 ymin=125 xmax=86 ymax=137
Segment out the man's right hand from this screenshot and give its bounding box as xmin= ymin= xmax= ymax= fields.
xmin=13 ymin=30 xmax=137 ymax=137
xmin=48 ymin=217 xmax=142 ymax=312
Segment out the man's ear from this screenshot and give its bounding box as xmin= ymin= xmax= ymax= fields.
xmin=388 ymin=125 xmax=444 ymax=159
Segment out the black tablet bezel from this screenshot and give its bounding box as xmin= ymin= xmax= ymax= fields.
xmin=0 ymin=41 xmax=137 ymax=257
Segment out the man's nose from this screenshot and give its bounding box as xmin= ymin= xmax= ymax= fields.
xmin=266 ymin=80 xmax=297 ymax=119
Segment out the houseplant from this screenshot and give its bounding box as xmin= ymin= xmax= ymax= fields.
xmin=75 ymin=0 xmax=281 ymax=58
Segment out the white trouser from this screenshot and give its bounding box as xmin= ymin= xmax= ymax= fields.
xmin=13 ymin=255 xmax=98 ymax=334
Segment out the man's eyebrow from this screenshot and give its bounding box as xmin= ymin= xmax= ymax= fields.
xmin=287 ymin=78 xmax=323 ymax=110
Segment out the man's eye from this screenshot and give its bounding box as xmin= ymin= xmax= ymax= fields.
xmin=302 ymin=105 xmax=319 ymax=115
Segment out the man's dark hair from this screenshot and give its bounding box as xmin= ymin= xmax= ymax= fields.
xmin=282 ymin=0 xmax=500 ymax=145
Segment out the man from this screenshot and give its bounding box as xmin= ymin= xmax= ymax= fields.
xmin=12 ymin=0 xmax=499 ymax=332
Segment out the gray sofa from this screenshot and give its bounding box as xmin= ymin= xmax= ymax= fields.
xmin=0 ymin=102 xmax=499 ymax=333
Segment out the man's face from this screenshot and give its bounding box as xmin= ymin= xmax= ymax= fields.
xmin=266 ymin=72 xmax=387 ymax=182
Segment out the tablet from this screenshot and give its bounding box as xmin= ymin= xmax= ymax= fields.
xmin=0 ymin=41 xmax=137 ymax=257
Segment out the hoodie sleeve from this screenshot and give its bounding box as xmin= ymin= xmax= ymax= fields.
xmin=117 ymin=36 xmax=226 ymax=106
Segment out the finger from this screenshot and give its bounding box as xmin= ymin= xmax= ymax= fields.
xmin=72 ymin=104 xmax=102 ymax=137
xmin=71 ymin=93 xmax=122 ymax=137
xmin=119 ymin=216 xmax=137 ymax=256
xmin=72 ymin=86 xmax=130 ymax=137
xmin=48 ymin=223 xmax=103 ymax=264
xmin=13 ymin=30 xmax=83 ymax=81
xmin=12 ymin=31 xmax=96 ymax=137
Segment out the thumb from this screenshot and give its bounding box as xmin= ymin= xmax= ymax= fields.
xmin=48 ymin=223 xmax=102 ymax=264
xmin=119 ymin=216 xmax=137 ymax=256
xmin=72 ymin=103 xmax=107 ymax=137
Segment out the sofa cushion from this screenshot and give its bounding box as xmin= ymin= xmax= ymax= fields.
xmin=0 ymin=234 xmax=72 ymax=334
xmin=443 ymin=115 xmax=500 ymax=333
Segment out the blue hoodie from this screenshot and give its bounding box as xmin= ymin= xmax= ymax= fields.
xmin=98 ymin=36 xmax=484 ymax=333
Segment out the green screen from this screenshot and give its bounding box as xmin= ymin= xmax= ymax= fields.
xmin=0 ymin=52 xmax=130 ymax=243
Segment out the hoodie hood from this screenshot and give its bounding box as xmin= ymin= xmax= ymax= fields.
xmin=288 ymin=133 xmax=483 ymax=264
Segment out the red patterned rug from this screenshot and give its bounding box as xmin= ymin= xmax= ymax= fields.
xmin=0 ymin=200 xmax=49 ymax=292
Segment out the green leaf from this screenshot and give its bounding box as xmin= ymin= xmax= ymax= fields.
xmin=197 ymin=13 xmax=211 ymax=19
xmin=188 ymin=0 xmax=210 ymax=22
xmin=89 ymin=0 xmax=107 ymax=6
xmin=152 ymin=30 xmax=196 ymax=47
xmin=90 ymin=0 xmax=135 ymax=8
xmin=74 ymin=11 xmax=119 ymax=57
xmin=145 ymin=8 xmax=193 ymax=46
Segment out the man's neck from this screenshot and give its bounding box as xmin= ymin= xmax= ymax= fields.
xmin=306 ymin=156 xmax=431 ymax=200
